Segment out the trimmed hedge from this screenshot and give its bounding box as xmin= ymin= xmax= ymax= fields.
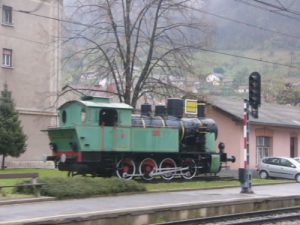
xmin=15 ymin=177 xmax=146 ymax=199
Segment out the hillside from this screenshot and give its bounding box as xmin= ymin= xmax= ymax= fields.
xmin=190 ymin=0 xmax=300 ymax=102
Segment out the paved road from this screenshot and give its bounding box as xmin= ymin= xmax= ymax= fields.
xmin=0 ymin=183 xmax=300 ymax=224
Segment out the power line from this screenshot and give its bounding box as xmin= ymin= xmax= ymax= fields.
xmin=188 ymin=6 xmax=300 ymax=40
xmin=0 ymin=6 xmax=94 ymax=28
xmin=254 ymin=0 xmax=300 ymax=16
xmin=236 ymin=0 xmax=300 ymax=22
xmin=0 ymin=32 xmax=49 ymax=46
xmin=276 ymin=0 xmax=287 ymax=10
xmin=254 ymin=0 xmax=287 ymax=11
xmin=6 ymin=3 xmax=300 ymax=40
xmin=2 ymin=5 xmax=299 ymax=71
xmin=197 ymin=47 xmax=300 ymax=70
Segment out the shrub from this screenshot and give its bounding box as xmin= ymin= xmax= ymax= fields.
xmin=15 ymin=177 xmax=146 ymax=199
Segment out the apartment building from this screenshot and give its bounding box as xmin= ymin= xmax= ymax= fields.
xmin=0 ymin=0 xmax=62 ymax=166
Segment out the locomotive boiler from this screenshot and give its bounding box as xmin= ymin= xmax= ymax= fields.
xmin=46 ymin=96 xmax=235 ymax=180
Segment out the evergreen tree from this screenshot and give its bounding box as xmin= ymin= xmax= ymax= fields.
xmin=0 ymin=84 xmax=27 ymax=169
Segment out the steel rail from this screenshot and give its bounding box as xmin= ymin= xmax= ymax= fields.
xmin=155 ymin=206 xmax=300 ymax=225
xmin=228 ymin=213 xmax=300 ymax=225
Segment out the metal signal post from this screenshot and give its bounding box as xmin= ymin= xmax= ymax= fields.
xmin=239 ymin=99 xmax=253 ymax=193
xmin=243 ymin=100 xmax=250 ymax=168
xmin=239 ymin=72 xmax=261 ymax=194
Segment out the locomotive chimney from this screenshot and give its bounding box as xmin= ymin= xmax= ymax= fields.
xmin=155 ymin=104 xmax=167 ymax=117
xmin=167 ymin=98 xmax=184 ymax=118
xmin=141 ymin=103 xmax=152 ymax=116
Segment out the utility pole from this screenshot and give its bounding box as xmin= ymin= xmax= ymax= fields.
xmin=239 ymin=72 xmax=261 ymax=194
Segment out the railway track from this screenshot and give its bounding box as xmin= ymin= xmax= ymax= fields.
xmin=155 ymin=206 xmax=300 ymax=225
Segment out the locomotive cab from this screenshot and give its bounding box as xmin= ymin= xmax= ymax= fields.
xmin=47 ymin=96 xmax=133 ymax=171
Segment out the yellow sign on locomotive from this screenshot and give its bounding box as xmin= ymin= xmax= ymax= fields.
xmin=185 ymin=99 xmax=198 ymax=114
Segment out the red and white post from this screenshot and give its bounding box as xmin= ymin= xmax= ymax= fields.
xmin=239 ymin=99 xmax=254 ymax=193
xmin=243 ymin=99 xmax=249 ymax=168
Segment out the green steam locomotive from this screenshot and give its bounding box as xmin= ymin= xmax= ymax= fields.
xmin=46 ymin=96 xmax=235 ymax=180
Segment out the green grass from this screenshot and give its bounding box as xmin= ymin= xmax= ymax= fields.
xmin=145 ymin=178 xmax=292 ymax=191
xmin=0 ymin=168 xmax=293 ymax=197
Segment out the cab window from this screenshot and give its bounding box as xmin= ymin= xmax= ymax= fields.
xmin=99 ymin=108 xmax=118 ymax=126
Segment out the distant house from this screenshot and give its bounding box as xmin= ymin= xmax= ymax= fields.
xmin=206 ymin=97 xmax=300 ymax=170
xmin=206 ymin=73 xmax=224 ymax=86
xmin=79 ymin=72 xmax=98 ymax=81
xmin=236 ymin=84 xmax=248 ymax=94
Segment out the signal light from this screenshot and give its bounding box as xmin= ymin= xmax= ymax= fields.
xmin=249 ymin=72 xmax=261 ymax=119
xmin=249 ymin=72 xmax=261 ymax=107
xmin=251 ymin=107 xmax=259 ymax=119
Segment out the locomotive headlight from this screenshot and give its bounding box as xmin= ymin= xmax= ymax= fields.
xmin=49 ymin=143 xmax=57 ymax=152
xmin=60 ymin=154 xmax=67 ymax=163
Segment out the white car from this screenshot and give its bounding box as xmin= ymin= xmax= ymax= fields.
xmin=294 ymin=157 xmax=300 ymax=163
xmin=258 ymin=157 xmax=300 ymax=182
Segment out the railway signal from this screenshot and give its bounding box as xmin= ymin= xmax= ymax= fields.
xmin=249 ymin=72 xmax=261 ymax=118
xmin=240 ymin=72 xmax=262 ymax=194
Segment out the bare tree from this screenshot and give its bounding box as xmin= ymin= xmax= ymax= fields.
xmin=63 ymin=0 xmax=211 ymax=108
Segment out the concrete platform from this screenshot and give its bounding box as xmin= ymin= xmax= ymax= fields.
xmin=1 ymin=183 xmax=300 ymax=225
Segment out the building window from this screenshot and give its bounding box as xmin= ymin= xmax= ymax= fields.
xmin=2 ymin=5 xmax=13 ymax=25
xmin=2 ymin=49 xmax=13 ymax=67
xmin=256 ymin=136 xmax=272 ymax=165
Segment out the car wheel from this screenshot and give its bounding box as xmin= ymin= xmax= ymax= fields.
xmin=259 ymin=170 xmax=268 ymax=179
xmin=295 ymin=174 xmax=300 ymax=183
